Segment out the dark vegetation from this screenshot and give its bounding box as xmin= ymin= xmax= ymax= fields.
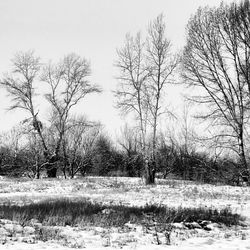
xmin=0 ymin=199 xmax=243 ymax=228
xmin=0 ymin=133 xmax=247 ymax=186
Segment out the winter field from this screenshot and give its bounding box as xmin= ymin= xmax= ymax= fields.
xmin=0 ymin=176 xmax=249 ymax=250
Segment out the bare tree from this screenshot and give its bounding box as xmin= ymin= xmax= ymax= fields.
xmin=118 ymin=124 xmax=140 ymax=156
xmin=0 ymin=51 xmax=47 ymax=150
xmin=40 ymin=53 xmax=101 ymax=177
xmin=181 ymin=2 xmax=250 ymax=179
xmin=115 ymin=15 xmax=177 ymax=184
xmin=118 ymin=124 xmax=143 ymax=177
xmin=177 ymin=103 xmax=197 ymax=155
xmin=114 ymin=33 xmax=151 ymax=182
xmin=62 ymin=116 xmax=101 ymax=178
xmin=1 ymin=51 xmax=101 ymax=177
xmin=146 ymin=14 xmax=178 ymax=181
xmin=25 ymin=131 xmax=45 ymax=179
xmin=0 ymin=124 xmax=31 ymax=176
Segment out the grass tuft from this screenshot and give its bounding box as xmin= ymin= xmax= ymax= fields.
xmin=0 ymin=199 xmax=244 ymax=228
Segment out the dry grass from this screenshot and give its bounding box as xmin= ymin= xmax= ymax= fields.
xmin=0 ymin=198 xmax=243 ymax=228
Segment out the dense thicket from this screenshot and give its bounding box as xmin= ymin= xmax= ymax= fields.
xmin=0 ymin=128 xmax=246 ymax=185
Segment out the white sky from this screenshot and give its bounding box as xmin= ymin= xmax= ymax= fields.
xmin=0 ymin=0 xmax=235 ymax=137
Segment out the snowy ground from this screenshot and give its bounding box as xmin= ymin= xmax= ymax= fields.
xmin=0 ymin=176 xmax=249 ymax=249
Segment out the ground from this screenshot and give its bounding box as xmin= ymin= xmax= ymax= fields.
xmin=0 ymin=176 xmax=249 ymax=249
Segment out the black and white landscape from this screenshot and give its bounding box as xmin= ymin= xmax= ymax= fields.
xmin=0 ymin=0 xmax=249 ymax=249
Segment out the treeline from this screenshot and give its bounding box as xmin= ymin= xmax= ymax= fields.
xmin=0 ymin=124 xmax=246 ymax=185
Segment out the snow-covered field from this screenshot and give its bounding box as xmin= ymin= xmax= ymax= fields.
xmin=0 ymin=176 xmax=249 ymax=249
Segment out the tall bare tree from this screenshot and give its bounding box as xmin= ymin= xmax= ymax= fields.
xmin=146 ymin=14 xmax=178 ymax=181
xmin=1 ymin=51 xmax=101 ymax=177
xmin=41 ymin=53 xmax=101 ymax=177
xmin=115 ymin=15 xmax=177 ymax=184
xmin=181 ymin=2 xmax=250 ymax=179
xmin=114 ymin=32 xmax=151 ymax=181
xmin=0 ymin=51 xmax=48 ymax=160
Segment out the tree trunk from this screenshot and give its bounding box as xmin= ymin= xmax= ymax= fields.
xmin=239 ymin=148 xmax=248 ymax=170
xmin=239 ymin=128 xmax=249 ymax=172
xmin=46 ymin=154 xmax=58 ymax=178
xmin=35 ymin=156 xmax=40 ymax=179
xmin=46 ymin=166 xmax=57 ymax=178
xmin=62 ymin=147 xmax=68 ymax=179
xmin=144 ymin=159 xmax=155 ymax=184
xmin=63 ymin=165 xmax=67 ymax=179
xmin=35 ymin=165 xmax=40 ymax=179
xmin=237 ymin=127 xmax=249 ymax=185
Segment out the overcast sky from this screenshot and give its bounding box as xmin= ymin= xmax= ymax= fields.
xmin=0 ymin=0 xmax=235 ymax=137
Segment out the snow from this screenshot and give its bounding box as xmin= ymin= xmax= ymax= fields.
xmin=0 ymin=176 xmax=249 ymax=249
xmin=1 ymin=236 xmax=250 ymax=250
